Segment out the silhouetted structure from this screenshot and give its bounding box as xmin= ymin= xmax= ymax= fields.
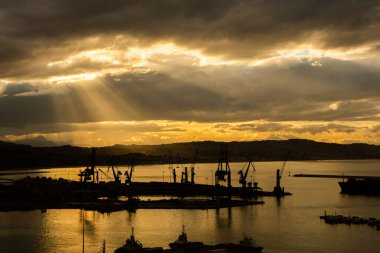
xmin=238 ymin=160 xmax=255 ymax=188
xmin=181 ymin=167 xmax=189 ymax=184
xmin=78 ymin=148 xmax=99 ymax=183
xmin=214 ymin=148 xmax=231 ymax=188
xmin=273 ymin=152 xmax=289 ymax=196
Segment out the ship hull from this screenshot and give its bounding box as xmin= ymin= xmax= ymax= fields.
xmin=166 ymin=243 xmax=262 ymax=253
xmin=339 ymin=179 xmax=380 ymax=195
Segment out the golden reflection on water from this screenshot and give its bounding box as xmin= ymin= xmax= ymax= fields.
xmin=1 ymin=161 xmax=380 ymax=252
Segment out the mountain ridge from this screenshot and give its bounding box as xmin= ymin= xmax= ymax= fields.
xmin=0 ymin=139 xmax=379 ymax=169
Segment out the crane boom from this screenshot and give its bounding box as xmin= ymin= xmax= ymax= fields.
xmin=238 ymin=160 xmax=255 ymax=188
xmin=98 ymin=168 xmax=113 ymax=181
xmin=280 ymin=151 xmax=290 ymax=177
xmin=125 ymin=164 xmax=135 ymax=185
xmin=244 ymin=161 xmax=255 ymax=178
xmin=108 ymin=165 xmax=121 ymax=183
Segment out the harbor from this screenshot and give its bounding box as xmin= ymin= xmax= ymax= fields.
xmin=1 ymin=0 xmax=380 ymax=252
xmin=0 ymin=149 xmax=290 ymax=213
xmin=1 ymin=160 xmax=380 ymax=253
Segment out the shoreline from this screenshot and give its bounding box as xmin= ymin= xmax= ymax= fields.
xmin=2 ymin=158 xmax=380 ymax=171
xmin=0 ymin=199 xmax=264 ymax=213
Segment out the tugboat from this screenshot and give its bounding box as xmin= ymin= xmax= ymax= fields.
xmin=225 ymin=234 xmax=263 ymax=252
xmin=115 ymin=227 xmax=163 ymax=253
xmin=168 ymin=227 xmax=263 ymax=252
xmin=214 ymin=234 xmax=263 ymax=253
xmin=168 ymin=225 xmax=204 ymax=250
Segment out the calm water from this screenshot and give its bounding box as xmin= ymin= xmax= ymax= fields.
xmin=1 ymin=160 xmax=380 ymax=253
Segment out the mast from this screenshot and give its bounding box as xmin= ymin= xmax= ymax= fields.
xmin=82 ymin=211 xmax=85 ymax=253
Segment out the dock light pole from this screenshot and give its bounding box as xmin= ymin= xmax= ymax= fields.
xmin=82 ymin=210 xmax=85 ymax=253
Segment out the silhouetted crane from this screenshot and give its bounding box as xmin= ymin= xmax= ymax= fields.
xmin=98 ymin=168 xmax=113 ymax=182
xmin=274 ymin=151 xmax=289 ymax=196
xmin=214 ymin=146 xmax=231 ymax=188
xmin=108 ymin=165 xmax=122 ymax=184
xmin=124 ymin=164 xmax=135 ymax=185
xmin=78 ymin=148 xmax=99 ymax=183
xmin=238 ymin=160 xmax=256 ymax=188
xmin=166 ymin=150 xmax=178 ymax=183
xmin=190 ymin=166 xmax=195 ymax=184
xmin=190 ymin=149 xmax=199 ymax=184
xmin=172 ymin=167 xmax=177 ymax=183
xmin=181 ymin=167 xmax=189 ymax=184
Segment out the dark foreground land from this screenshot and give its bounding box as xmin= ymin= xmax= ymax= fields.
xmin=0 ymin=198 xmax=264 ymax=213
xmin=0 ymin=176 xmax=274 ymax=212
xmin=1 ymin=139 xmax=380 ymax=169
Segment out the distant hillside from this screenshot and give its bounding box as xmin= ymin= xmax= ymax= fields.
xmin=13 ymin=135 xmax=66 ymax=147
xmin=0 ymin=139 xmax=380 ymax=169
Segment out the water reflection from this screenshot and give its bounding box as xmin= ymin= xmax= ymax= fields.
xmin=1 ymin=161 xmax=380 ymax=253
xmin=215 ymin=207 xmax=233 ymax=229
xmin=275 ymin=196 xmax=283 ymax=207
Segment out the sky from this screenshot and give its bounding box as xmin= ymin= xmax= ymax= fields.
xmin=1 ymin=0 xmax=380 ymax=147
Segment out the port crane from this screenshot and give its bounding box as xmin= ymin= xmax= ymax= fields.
xmin=214 ymin=147 xmax=231 ymax=188
xmin=238 ymin=160 xmax=256 ymax=188
xmin=78 ymin=148 xmax=99 ymax=183
xmin=108 ymin=165 xmax=122 ymax=184
xmin=173 ymin=153 xmax=191 ymax=184
xmin=181 ymin=166 xmax=189 ymax=184
xmin=179 ymin=149 xmax=198 ymax=184
xmin=190 ymin=166 xmax=195 ymax=184
xmin=166 ymin=150 xmax=178 ymax=183
xmin=172 ymin=167 xmax=177 ymax=183
xmin=98 ymin=168 xmax=114 ymax=182
xmin=190 ymin=149 xmax=199 ymax=184
xmin=274 ymin=151 xmax=289 ymax=195
xmin=124 ymin=163 xmax=135 ymax=185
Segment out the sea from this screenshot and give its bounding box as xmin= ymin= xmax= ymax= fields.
xmin=1 ymin=160 xmax=380 ymax=253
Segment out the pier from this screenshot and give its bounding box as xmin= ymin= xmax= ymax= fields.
xmin=0 ymin=176 xmax=286 ymax=212
xmin=0 ymin=198 xmax=264 ymax=213
xmin=0 ymin=149 xmax=291 ymax=212
xmin=293 ymin=174 xmax=380 ymax=180
xmin=320 ymin=211 xmax=380 ymax=230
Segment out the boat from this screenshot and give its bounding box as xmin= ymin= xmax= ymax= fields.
xmin=338 ymin=178 xmax=380 ymax=195
xmin=224 ymin=234 xmax=263 ymax=252
xmin=115 ymin=227 xmax=163 ymax=253
xmin=168 ymin=228 xmax=263 ymax=253
xmin=168 ymin=226 xmax=204 ymax=250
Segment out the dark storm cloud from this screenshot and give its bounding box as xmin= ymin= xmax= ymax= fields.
xmin=0 ymin=83 xmax=37 ymax=96
xmin=0 ymin=121 xmax=175 ymax=137
xmin=231 ymin=123 xmax=293 ymax=132
xmin=1 ymin=55 xmax=380 ymax=130
xmin=0 ymin=72 xmax=222 ymax=127
xmin=231 ymin=122 xmax=358 ymax=134
xmin=0 ymin=95 xmax=57 ymax=127
xmin=0 ymin=0 xmax=380 ymax=77
xmin=296 ymin=124 xmax=358 ymax=134
xmin=97 ymin=59 xmax=380 ymax=123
